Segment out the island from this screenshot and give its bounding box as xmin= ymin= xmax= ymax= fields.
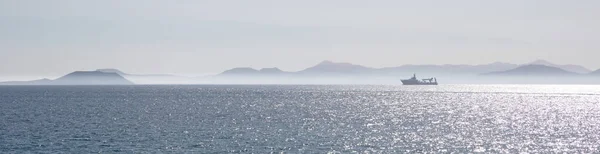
xmin=0 ymin=71 xmax=134 ymax=85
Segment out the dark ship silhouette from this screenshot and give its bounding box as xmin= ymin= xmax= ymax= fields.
xmin=401 ymin=74 xmax=438 ymax=85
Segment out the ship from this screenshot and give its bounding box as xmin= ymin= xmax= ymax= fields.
xmin=401 ymin=74 xmax=438 ymax=85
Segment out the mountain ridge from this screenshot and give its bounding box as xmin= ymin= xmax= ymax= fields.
xmin=482 ymin=64 xmax=579 ymax=76
xmin=0 ymin=71 xmax=134 ymax=85
xmin=527 ymin=59 xmax=591 ymax=74
xmin=215 ymin=59 xmax=593 ymax=76
xmin=590 ymin=69 xmax=600 ymax=75
xmin=96 ymin=68 xmax=177 ymax=77
xmin=298 ymin=60 xmax=375 ymax=75
xmin=2 ymin=59 xmax=598 ymax=85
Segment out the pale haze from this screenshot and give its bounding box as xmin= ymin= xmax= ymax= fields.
xmin=1 ymin=0 xmax=599 ymax=78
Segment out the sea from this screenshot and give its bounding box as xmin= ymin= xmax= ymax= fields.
xmin=1 ymin=85 xmax=600 ymax=153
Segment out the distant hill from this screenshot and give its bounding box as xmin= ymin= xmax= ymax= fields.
xmin=482 ymin=64 xmax=579 ymax=76
xmin=528 ymin=59 xmax=591 ymax=74
xmin=298 ymin=60 xmax=374 ymax=75
xmin=377 ymin=59 xmax=589 ymax=76
xmin=590 ymin=69 xmax=600 ymax=75
xmin=0 ymin=78 xmax=52 ymax=85
xmin=53 ymin=71 xmax=134 ymax=85
xmin=379 ymin=62 xmax=518 ymax=75
xmin=215 ymin=60 xmax=592 ymax=78
xmin=96 ymin=68 xmax=128 ymax=75
xmin=97 ymin=68 xmax=202 ymax=84
xmin=216 ymin=60 xmax=522 ymax=77
xmin=220 ymin=67 xmax=288 ymax=76
xmin=96 ymin=68 xmax=177 ymax=77
xmin=220 ymin=67 xmax=259 ymax=75
xmin=0 ymin=71 xmax=134 ymax=85
xmin=4 ymin=60 xmax=595 ymax=85
xmin=83 ymin=60 xmax=598 ymax=84
xmin=259 ymin=68 xmax=285 ymax=74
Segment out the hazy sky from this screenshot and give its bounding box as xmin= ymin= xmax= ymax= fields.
xmin=1 ymin=0 xmax=599 ymax=77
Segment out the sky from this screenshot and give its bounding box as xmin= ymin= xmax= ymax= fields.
xmin=1 ymin=0 xmax=599 ymax=78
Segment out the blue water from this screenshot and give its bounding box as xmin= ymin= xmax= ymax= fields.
xmin=1 ymin=85 xmax=600 ymax=153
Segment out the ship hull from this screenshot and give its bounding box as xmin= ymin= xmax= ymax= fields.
xmin=401 ymin=80 xmax=438 ymax=85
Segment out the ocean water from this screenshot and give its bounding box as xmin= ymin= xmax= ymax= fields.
xmin=1 ymin=85 xmax=600 ymax=153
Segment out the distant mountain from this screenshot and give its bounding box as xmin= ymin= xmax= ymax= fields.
xmin=483 ymin=64 xmax=579 ymax=76
xmin=96 ymin=68 xmax=204 ymax=84
xmin=214 ymin=60 xmax=590 ymax=76
xmin=220 ymin=67 xmax=259 ymax=75
xmin=2 ymin=60 xmax=595 ymax=85
xmin=259 ymin=68 xmax=285 ymax=74
xmin=298 ymin=60 xmax=374 ymax=75
xmin=216 ymin=61 xmax=379 ymax=77
xmin=590 ymin=69 xmax=600 ymax=75
xmin=96 ymin=68 xmax=128 ymax=75
xmin=0 ymin=78 xmax=52 ymax=85
xmin=213 ymin=60 xmax=527 ymax=84
xmin=0 ymin=71 xmax=134 ymax=85
xmin=376 ymin=60 xmax=589 ymax=76
xmin=218 ymin=60 xmax=588 ymax=77
xmin=473 ymin=62 xmax=520 ymax=73
xmin=528 ymin=59 xmax=591 ymax=74
xmin=380 ymin=62 xmax=518 ymax=75
xmin=220 ymin=67 xmax=288 ymax=76
xmin=53 ymin=71 xmax=134 ymax=85
xmin=96 ymin=68 xmax=176 ymax=77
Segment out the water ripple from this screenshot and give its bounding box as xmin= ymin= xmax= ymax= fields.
xmin=1 ymin=85 xmax=599 ymax=153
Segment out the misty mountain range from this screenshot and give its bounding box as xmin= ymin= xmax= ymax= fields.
xmin=483 ymin=65 xmax=581 ymax=76
xmin=217 ymin=59 xmax=597 ymax=77
xmin=0 ymin=71 xmax=133 ymax=85
xmin=208 ymin=59 xmax=600 ymax=84
xmin=1 ymin=59 xmax=600 ymax=85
